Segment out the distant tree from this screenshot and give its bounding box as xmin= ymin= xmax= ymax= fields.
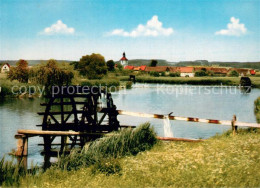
xmin=150 ymin=60 xmax=158 ymax=67
xmin=106 ymin=60 xmax=115 ymax=71
xmin=29 ymin=59 xmax=74 ymax=92
xmin=77 ymin=53 xmax=107 ymax=79
xmin=149 ymin=71 xmax=160 ymax=77
xmin=194 ymin=69 xmax=212 ymax=77
xmin=70 ymin=61 xmax=79 ymax=70
xmin=117 ymin=63 xmax=123 ymax=70
xmin=169 ymin=72 xmax=180 ymax=77
xmin=8 ymin=59 xmax=29 ymax=83
xmin=228 ymin=70 xmax=239 ymax=77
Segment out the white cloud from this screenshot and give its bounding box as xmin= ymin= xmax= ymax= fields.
xmin=109 ymin=15 xmax=174 ymax=37
xmin=41 ymin=20 xmax=75 ymax=35
xmin=215 ymin=17 xmax=247 ymax=36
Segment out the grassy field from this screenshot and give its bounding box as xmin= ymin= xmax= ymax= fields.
xmin=119 ymin=75 xmax=260 ymax=88
xmin=15 ymin=128 xmax=260 ymax=187
xmin=0 ymin=73 xmax=7 ymax=79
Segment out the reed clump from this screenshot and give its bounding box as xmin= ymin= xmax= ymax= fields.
xmin=56 ymin=123 xmax=157 ymax=172
xmin=0 ymin=157 xmax=38 ymax=187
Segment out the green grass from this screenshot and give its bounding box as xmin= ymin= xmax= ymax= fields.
xmin=0 ymin=79 xmax=44 ymax=98
xmin=0 ymin=157 xmax=38 ymax=187
xmin=0 ymin=73 xmax=7 ymax=79
xmin=80 ymin=78 xmax=120 ymax=88
xmin=1 ymin=123 xmax=157 ymax=186
xmin=17 ymin=128 xmax=260 ymax=187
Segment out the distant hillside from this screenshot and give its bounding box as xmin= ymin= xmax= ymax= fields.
xmin=117 ymin=59 xmax=176 ymax=66
xmin=0 ymin=60 xmax=72 ymax=66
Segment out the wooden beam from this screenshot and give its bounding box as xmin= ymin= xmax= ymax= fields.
xmin=17 ymin=129 xmax=105 ymax=136
xmin=157 ymin=136 xmax=203 ymax=142
xmin=14 ymin=134 xmax=28 ymax=156
xmin=117 ymin=110 xmax=260 ymax=128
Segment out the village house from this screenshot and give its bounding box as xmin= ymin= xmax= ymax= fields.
xmin=175 ymin=67 xmax=195 ymax=77
xmin=229 ymin=68 xmax=250 ymax=76
xmin=1 ymin=63 xmax=10 ymax=73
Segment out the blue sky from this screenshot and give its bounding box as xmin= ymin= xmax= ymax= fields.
xmin=0 ymin=0 xmax=259 ymax=61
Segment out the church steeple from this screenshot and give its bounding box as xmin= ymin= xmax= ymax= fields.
xmin=120 ymin=52 xmax=128 ymax=67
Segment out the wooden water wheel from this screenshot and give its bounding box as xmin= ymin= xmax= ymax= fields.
xmin=37 ymin=86 xmax=120 ymax=153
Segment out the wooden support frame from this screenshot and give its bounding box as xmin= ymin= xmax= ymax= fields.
xmin=14 ymin=134 xmax=28 ymax=156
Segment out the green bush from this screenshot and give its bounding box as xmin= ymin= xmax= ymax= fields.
xmin=149 ymin=71 xmax=160 ymax=77
xmin=169 ymin=72 xmax=180 ymax=77
xmin=195 ymin=70 xmax=208 ymax=77
xmin=126 ymin=81 xmax=133 ymax=89
xmin=228 ymin=70 xmax=239 ymax=77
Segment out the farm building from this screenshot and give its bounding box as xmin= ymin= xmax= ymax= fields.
xmin=175 ymin=67 xmax=195 ymax=77
xmin=1 ymin=63 xmax=10 ymax=73
xmin=229 ymin=68 xmax=250 ymax=76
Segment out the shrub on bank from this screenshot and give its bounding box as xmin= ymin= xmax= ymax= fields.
xmin=56 ymin=123 xmax=157 ymax=171
xmin=255 ymin=97 xmax=260 ymax=123
xmin=126 ymin=81 xmax=133 ymax=89
xmin=169 ymin=72 xmax=180 ymax=77
xmin=228 ymin=70 xmax=239 ymax=77
xmin=149 ymin=71 xmax=160 ymax=77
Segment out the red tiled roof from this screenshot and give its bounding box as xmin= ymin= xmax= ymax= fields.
xmin=175 ymin=67 xmax=194 ymax=73
xmin=250 ymin=69 xmax=256 ymax=75
xmin=140 ymin=65 xmax=147 ymax=71
xmin=145 ymin=66 xmax=170 ymax=72
xmin=120 ymin=57 xmax=128 ymax=61
xmin=124 ymin=65 xmax=134 ymax=70
xmin=2 ymin=63 xmax=11 ymax=68
xmin=229 ymin=68 xmax=249 ymax=75
xmin=210 ymin=67 xmax=228 ymax=74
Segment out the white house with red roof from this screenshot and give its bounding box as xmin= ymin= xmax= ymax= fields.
xmin=120 ymin=52 xmax=128 ymax=67
xmin=1 ymin=63 xmax=11 ymax=73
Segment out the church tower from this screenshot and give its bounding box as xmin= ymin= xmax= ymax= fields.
xmin=120 ymin=52 xmax=128 ymax=67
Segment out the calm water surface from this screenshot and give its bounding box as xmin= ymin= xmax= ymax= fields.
xmin=0 ymin=83 xmax=259 ymax=165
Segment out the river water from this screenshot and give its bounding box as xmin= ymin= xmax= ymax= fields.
xmin=0 ymin=83 xmax=259 ymax=165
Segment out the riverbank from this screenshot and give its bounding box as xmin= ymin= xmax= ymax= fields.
xmin=119 ymin=76 xmax=260 ymax=88
xmin=14 ymin=128 xmax=260 ymax=187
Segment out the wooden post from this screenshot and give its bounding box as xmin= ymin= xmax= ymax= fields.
xmin=15 ymin=134 xmax=28 ymax=156
xmin=231 ymin=115 xmax=237 ymax=135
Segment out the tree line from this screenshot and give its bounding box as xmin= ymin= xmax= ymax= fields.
xmin=7 ymin=53 xmax=120 ymax=86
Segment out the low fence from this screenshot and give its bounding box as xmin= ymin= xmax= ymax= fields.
xmin=117 ymin=110 xmax=260 ymax=134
